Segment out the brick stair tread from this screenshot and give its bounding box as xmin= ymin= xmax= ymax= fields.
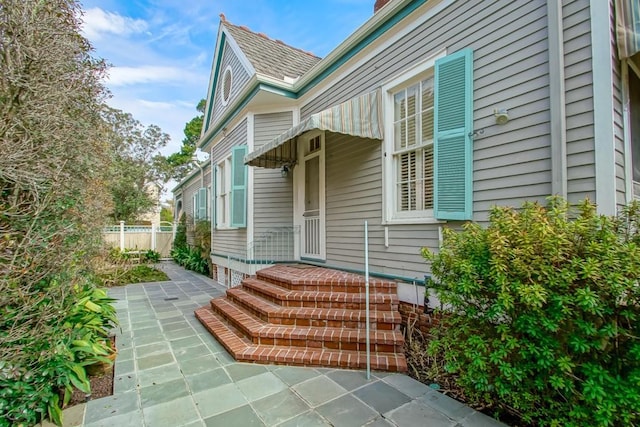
xmin=242 ymin=277 xmax=398 ymax=305
xmin=211 ymin=297 xmax=404 ymax=345
xmin=195 ymin=306 xmax=407 ymax=372
xmin=257 ymin=265 xmax=397 ymax=292
xmin=227 ymin=288 xmax=401 ymax=324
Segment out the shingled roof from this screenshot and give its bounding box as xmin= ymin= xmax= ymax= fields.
xmin=221 ymin=16 xmax=321 ymax=82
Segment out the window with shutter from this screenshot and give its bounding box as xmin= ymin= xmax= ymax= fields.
xmin=383 ymin=48 xmax=473 ymax=223
xmin=391 ymin=76 xmax=435 ymax=218
xmin=230 ymin=145 xmax=248 ymax=228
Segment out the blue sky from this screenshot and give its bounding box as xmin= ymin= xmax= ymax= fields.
xmin=79 ymin=0 xmax=375 ymax=157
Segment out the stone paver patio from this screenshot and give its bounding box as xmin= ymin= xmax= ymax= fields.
xmin=49 ymin=262 xmax=507 ymax=427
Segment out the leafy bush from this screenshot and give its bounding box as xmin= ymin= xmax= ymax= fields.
xmin=0 ymin=277 xmax=117 ymax=426
xmin=423 ymin=198 xmax=640 ymax=426
xmin=171 ymin=246 xmax=209 ymax=275
xmin=144 ymin=249 xmax=161 ymax=263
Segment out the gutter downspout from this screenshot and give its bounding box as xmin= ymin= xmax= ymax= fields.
xmin=547 ymin=0 xmax=567 ymax=198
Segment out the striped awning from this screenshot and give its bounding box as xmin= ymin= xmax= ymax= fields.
xmin=245 ymin=89 xmax=383 ymax=168
xmin=616 ymin=0 xmax=640 ymax=59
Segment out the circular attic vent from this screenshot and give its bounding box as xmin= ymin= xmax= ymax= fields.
xmin=221 ymin=67 xmax=232 ymax=105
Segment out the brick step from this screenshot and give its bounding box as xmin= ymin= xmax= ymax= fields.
xmin=195 ymin=306 xmax=407 ymax=372
xmin=242 ymin=277 xmax=398 ymax=310
xmin=256 ymin=265 xmax=397 ymax=294
xmin=225 ymin=287 xmax=401 ymax=330
xmin=210 ymin=297 xmax=404 ymax=353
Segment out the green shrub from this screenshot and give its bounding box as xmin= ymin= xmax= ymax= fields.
xmin=0 ymin=277 xmax=117 ymax=426
xmin=423 ymin=198 xmax=640 ymax=426
xmin=171 ymin=245 xmax=209 ymax=275
xmin=143 ymin=249 xmax=161 ymax=263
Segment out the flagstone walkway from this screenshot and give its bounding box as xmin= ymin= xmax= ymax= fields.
xmin=49 ymin=262 xmax=507 ymax=427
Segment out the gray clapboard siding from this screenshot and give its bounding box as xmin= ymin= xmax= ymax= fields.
xmin=563 ymin=0 xmax=596 ymax=204
xmin=212 ymin=118 xmax=247 ymax=163
xmin=209 ymin=42 xmax=251 ymax=129
xmin=324 ymin=132 xmax=443 ymax=279
xmin=253 ymin=112 xmax=294 ymax=238
xmin=211 ymin=118 xmax=247 ymax=256
xmin=296 ymin=0 xmax=557 ymax=277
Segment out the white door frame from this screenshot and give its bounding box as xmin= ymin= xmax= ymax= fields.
xmin=294 ymin=131 xmax=326 ymax=260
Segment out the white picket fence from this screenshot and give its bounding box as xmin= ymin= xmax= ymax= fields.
xmin=103 ymin=221 xmax=176 ymax=258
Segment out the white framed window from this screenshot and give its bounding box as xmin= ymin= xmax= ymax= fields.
xmin=392 ymin=77 xmax=435 ymax=218
xmin=382 ymin=48 xmax=474 ymax=223
xmin=216 ymin=157 xmax=231 ymax=228
xmin=383 ymin=51 xmax=443 ymax=224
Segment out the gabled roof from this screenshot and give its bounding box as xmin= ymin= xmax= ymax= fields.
xmin=221 ymin=16 xmax=321 ymax=81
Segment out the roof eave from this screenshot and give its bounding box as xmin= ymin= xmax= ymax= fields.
xmin=293 ymin=0 xmax=418 ymax=92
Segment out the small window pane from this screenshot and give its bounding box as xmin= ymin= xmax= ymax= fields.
xmin=394 ymin=121 xmax=406 ymax=150
xmin=394 ymin=92 xmax=405 ymax=121
xmin=406 ymin=84 xmax=418 ymax=118
xmin=406 ymin=116 xmax=417 ymax=147
xmin=422 ymin=109 xmax=434 ymax=141
xmin=422 ymin=78 xmax=434 ymax=110
xmin=423 ymin=145 xmax=434 ymax=209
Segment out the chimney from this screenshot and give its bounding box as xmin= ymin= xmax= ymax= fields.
xmin=374 ymin=0 xmax=391 ymax=13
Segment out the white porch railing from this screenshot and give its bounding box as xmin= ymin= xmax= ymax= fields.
xmin=220 ymin=226 xmax=299 ymax=288
xmin=303 ymin=211 xmax=321 ymax=257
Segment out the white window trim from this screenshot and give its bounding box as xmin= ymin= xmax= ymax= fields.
xmin=215 ymin=156 xmax=234 ymax=229
xmin=381 ymin=49 xmax=447 ymax=225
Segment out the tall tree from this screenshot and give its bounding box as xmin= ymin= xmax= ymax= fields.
xmin=166 ymin=99 xmax=206 ymax=180
xmin=0 ymin=0 xmax=111 ymax=423
xmin=102 ymin=107 xmax=170 ymax=222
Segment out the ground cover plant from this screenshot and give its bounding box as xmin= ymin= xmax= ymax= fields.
xmin=423 ymin=198 xmax=640 ymax=426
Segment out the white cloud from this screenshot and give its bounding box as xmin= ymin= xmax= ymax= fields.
xmin=82 ymin=7 xmax=148 ymax=40
xmin=138 ymin=100 xmax=176 ymax=110
xmin=106 ymin=65 xmax=196 ymax=86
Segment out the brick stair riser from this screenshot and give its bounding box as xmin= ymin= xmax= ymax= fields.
xmin=241 ymin=285 xmax=397 ymax=311
xmin=209 ymin=299 xmax=258 ymax=338
xmin=256 ymin=337 xmax=402 ymax=353
xmin=256 ymin=275 xmax=396 ymax=295
xmin=269 ymin=317 xmax=398 ymax=330
xmin=196 ymin=307 xmax=407 ymax=372
xmin=211 ymin=298 xmax=404 ymax=350
xmin=226 ymin=291 xmax=401 ymax=330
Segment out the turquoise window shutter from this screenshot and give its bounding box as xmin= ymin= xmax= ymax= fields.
xmin=198 ymin=187 xmax=207 ymax=220
xmin=230 ymin=146 xmax=248 ymax=227
xmin=434 ymin=48 xmax=473 ymax=220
